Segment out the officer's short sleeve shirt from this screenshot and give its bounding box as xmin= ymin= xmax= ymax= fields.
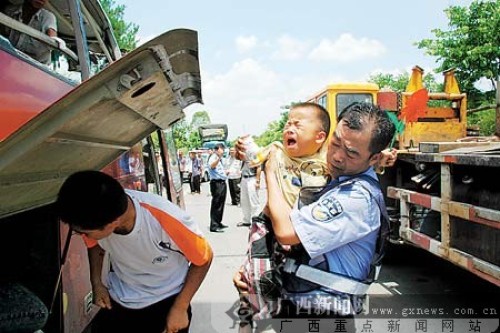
xmin=290 ymin=168 xmax=381 ymax=279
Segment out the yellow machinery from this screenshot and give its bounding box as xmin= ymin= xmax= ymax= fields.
xmin=307 ymin=67 xmax=500 ymax=287
xmin=307 ymin=66 xmax=467 ymax=148
xmin=396 ymin=66 xmax=467 ymax=148
xmin=307 ymin=82 xmax=379 ymax=138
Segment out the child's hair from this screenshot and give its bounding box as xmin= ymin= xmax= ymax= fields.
xmin=57 ymin=170 xmax=128 ymax=230
xmin=290 ymin=102 xmax=331 ymax=134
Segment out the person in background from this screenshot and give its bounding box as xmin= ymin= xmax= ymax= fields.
xmin=237 ymin=161 xmax=262 ymax=228
xmin=208 ymin=143 xmax=229 ymax=232
xmin=155 ymin=152 xmax=165 ymax=187
xmin=197 ymin=152 xmax=205 ymax=193
xmin=2 ymin=0 xmax=57 ymax=65
xmin=178 ymin=151 xmax=187 ymax=174
xmin=225 ymin=147 xmax=242 ymax=206
xmin=56 ymin=170 xmax=213 ymax=333
xmin=189 ymin=151 xmax=202 ymax=194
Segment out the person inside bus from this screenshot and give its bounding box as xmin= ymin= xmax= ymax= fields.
xmin=2 ymin=0 xmax=57 ymax=65
xmin=56 ymin=170 xmax=213 ymax=333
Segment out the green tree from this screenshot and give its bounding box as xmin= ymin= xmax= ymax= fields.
xmin=369 ymin=72 xmax=442 ymax=92
xmin=369 ymin=72 xmax=409 ymax=92
xmin=189 ymin=111 xmax=211 ymax=149
xmin=172 ymin=119 xmax=190 ymax=152
xmin=100 ymin=0 xmax=139 ymax=52
xmin=254 ymin=110 xmax=290 ymax=147
xmin=172 ymin=111 xmax=213 ymax=151
xmin=468 ymin=109 xmax=497 ymax=135
xmin=191 ymin=111 xmax=211 ymax=128
xmin=416 ymin=0 xmax=499 ymax=110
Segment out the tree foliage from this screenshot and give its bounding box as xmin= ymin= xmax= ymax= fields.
xmin=254 ymin=111 xmax=289 ymax=147
xmin=100 ymin=0 xmax=139 ymax=52
xmin=172 ymin=111 xmax=211 ymax=152
xmin=417 ymin=0 xmax=499 ymax=134
xmin=191 ymin=111 xmax=211 ymax=128
xmin=369 ymin=72 xmax=442 ymax=92
xmin=416 ymin=0 xmax=499 ymax=108
xmin=468 ymin=109 xmax=497 ymax=135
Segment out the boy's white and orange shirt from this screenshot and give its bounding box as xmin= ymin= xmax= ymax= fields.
xmin=82 ymin=190 xmax=211 ymax=309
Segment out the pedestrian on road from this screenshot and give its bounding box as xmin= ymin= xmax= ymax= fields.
xmin=225 ymin=147 xmax=242 ymax=206
xmin=178 ymin=151 xmax=187 ymax=174
xmin=189 ymin=151 xmax=202 ymax=194
xmin=208 ymin=143 xmax=229 ymax=232
xmin=238 ymin=161 xmax=262 ymax=228
xmin=56 ymin=170 xmax=213 ymax=333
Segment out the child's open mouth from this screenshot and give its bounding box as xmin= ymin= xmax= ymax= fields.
xmin=286 ymin=138 xmax=297 ymax=148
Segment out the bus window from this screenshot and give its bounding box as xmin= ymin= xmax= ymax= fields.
xmin=336 ymin=93 xmax=374 ymax=116
xmin=0 ymin=0 xmax=119 ymax=83
xmin=102 ymin=143 xmax=147 ymax=191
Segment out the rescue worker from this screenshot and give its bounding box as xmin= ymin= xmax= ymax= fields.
xmin=264 ymin=102 xmax=395 ymax=330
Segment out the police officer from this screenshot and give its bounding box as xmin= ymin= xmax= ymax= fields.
xmin=264 ymin=102 xmax=395 ymax=329
xmin=208 ymin=143 xmax=229 ymax=232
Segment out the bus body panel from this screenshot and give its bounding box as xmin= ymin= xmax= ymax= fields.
xmin=0 ymin=10 xmax=201 ymax=332
xmin=0 ymin=47 xmax=74 ymax=141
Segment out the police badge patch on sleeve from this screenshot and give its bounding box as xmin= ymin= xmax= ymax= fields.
xmin=311 ymin=197 xmax=343 ymax=222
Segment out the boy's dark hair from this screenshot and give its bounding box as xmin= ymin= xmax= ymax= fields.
xmin=291 ymin=102 xmax=331 ymax=134
xmin=338 ymin=102 xmax=395 ymax=154
xmin=57 ymin=170 xmax=128 ymax=230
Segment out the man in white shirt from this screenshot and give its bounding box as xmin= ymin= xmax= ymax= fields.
xmin=56 ymin=171 xmax=213 ymax=333
xmin=225 ymin=147 xmax=242 ymax=206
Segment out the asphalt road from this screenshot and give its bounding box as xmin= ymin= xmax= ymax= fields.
xmin=186 ymin=182 xmax=499 ymax=333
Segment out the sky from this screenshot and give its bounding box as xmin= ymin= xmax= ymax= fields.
xmin=118 ymin=0 xmax=473 ymax=140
